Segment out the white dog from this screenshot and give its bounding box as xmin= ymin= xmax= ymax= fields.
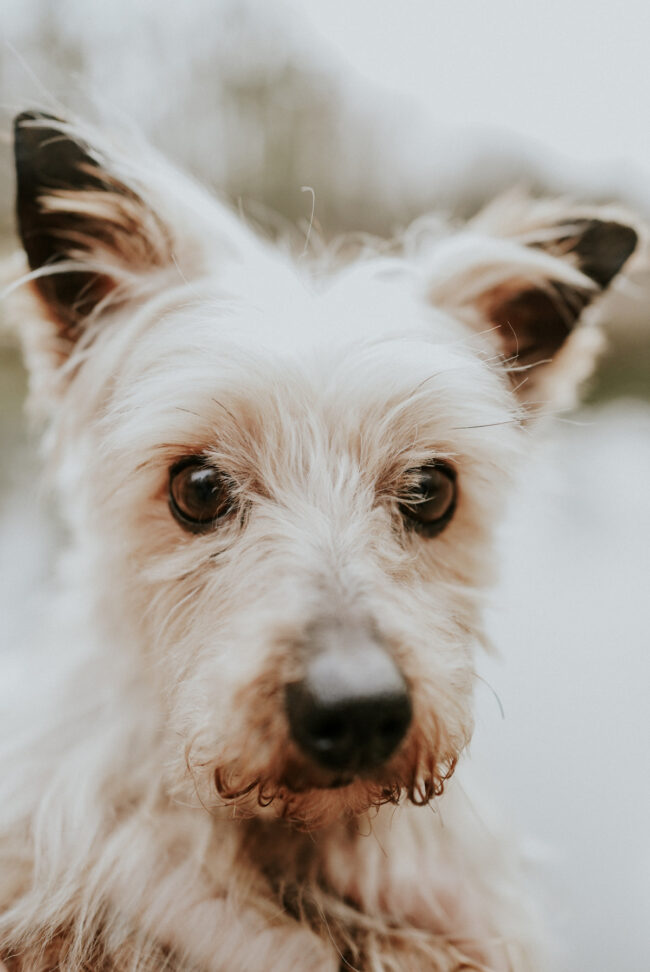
xmin=0 ymin=111 xmax=639 ymax=971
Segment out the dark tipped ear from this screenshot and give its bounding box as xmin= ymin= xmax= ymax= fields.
xmin=478 ymin=219 xmax=638 ymax=370
xmin=14 ymin=110 xmax=170 ymax=339
xmin=553 ymin=219 xmax=638 ymax=288
xmin=431 ymin=206 xmax=639 ymax=403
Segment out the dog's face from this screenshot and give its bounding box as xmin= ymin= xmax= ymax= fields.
xmin=11 ymin=112 xmax=637 ymax=827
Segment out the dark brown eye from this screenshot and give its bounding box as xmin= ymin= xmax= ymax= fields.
xmin=169 ymin=459 xmax=232 ymax=533
xmin=399 ymin=462 xmax=457 ymax=537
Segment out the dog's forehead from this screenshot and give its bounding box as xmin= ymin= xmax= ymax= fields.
xmin=118 ymin=268 xmax=488 ymax=414
xmin=248 ymin=263 xmax=465 ymax=353
xmin=132 ymin=260 xmax=469 ymax=371
xmin=105 ymin=264 xmax=516 ymax=470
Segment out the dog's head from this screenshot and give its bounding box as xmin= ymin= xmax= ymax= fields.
xmin=10 ymin=111 xmax=638 ymax=827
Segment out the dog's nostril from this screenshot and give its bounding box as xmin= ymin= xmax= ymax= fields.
xmin=309 ymin=714 xmax=348 ymax=746
xmin=285 ymin=641 xmax=412 ymax=774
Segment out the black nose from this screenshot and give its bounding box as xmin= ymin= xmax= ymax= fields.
xmin=285 ymin=635 xmax=412 ymax=774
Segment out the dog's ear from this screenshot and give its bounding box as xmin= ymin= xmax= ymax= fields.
xmin=13 ymin=110 xmax=173 ymax=343
xmin=429 ymin=199 xmax=639 ymax=406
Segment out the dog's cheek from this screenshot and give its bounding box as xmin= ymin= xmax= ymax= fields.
xmin=159 ymin=612 xmax=297 ymax=804
xmin=372 ymin=576 xmax=479 ymax=746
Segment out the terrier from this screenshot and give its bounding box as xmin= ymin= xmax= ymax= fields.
xmin=0 ymin=111 xmax=639 ymax=971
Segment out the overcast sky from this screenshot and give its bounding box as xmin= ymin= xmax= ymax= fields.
xmin=290 ymin=0 xmax=650 ymax=172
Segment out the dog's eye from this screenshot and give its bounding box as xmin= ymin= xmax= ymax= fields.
xmin=399 ymin=462 xmax=457 ymax=537
xmin=169 ymin=459 xmax=232 ymax=533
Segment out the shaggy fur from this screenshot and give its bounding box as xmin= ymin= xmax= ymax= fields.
xmin=0 ymin=112 xmax=640 ymax=971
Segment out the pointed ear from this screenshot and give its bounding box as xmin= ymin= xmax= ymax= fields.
xmin=14 ymin=110 xmax=173 ymax=343
xmin=428 ymin=199 xmax=639 ymax=406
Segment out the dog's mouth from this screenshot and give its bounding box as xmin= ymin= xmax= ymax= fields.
xmin=213 ymin=760 xmax=388 ymax=802
xmin=276 ymin=754 xmax=424 ymax=796
xmin=278 ymin=762 xmax=364 ymax=793
xmin=211 ymin=753 xmax=458 ymax=827
xmin=324 ymin=775 xmax=355 ymax=790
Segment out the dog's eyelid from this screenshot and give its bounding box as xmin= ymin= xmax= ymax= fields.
xmin=169 ymin=453 xmax=212 ymax=473
xmin=401 ymin=457 xmax=457 ymax=483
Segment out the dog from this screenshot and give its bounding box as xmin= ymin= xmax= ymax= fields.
xmin=0 ymin=110 xmax=639 ymax=971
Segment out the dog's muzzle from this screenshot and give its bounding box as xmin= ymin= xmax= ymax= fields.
xmin=285 ymin=623 xmax=412 ymax=776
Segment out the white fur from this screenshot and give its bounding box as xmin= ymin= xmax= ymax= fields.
xmin=0 ymin=117 xmax=639 ymax=971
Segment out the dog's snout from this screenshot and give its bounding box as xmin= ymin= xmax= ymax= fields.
xmin=285 ymin=633 xmax=412 ymax=774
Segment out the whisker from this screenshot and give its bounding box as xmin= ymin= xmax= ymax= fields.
xmin=473 ymin=673 xmax=506 ymax=720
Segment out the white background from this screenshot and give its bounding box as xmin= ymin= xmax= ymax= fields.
xmin=289 ymin=0 xmax=650 ymax=172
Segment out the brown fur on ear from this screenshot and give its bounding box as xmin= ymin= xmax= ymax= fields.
xmin=14 ymin=111 xmax=172 ymax=341
xmin=478 ymin=219 xmax=637 ymax=371
xmin=476 ymin=277 xmax=590 ymax=369
xmin=429 ymin=201 xmax=639 ymax=406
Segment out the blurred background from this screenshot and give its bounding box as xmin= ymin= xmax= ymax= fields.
xmin=1 ymin=2 xmax=649 ymax=969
